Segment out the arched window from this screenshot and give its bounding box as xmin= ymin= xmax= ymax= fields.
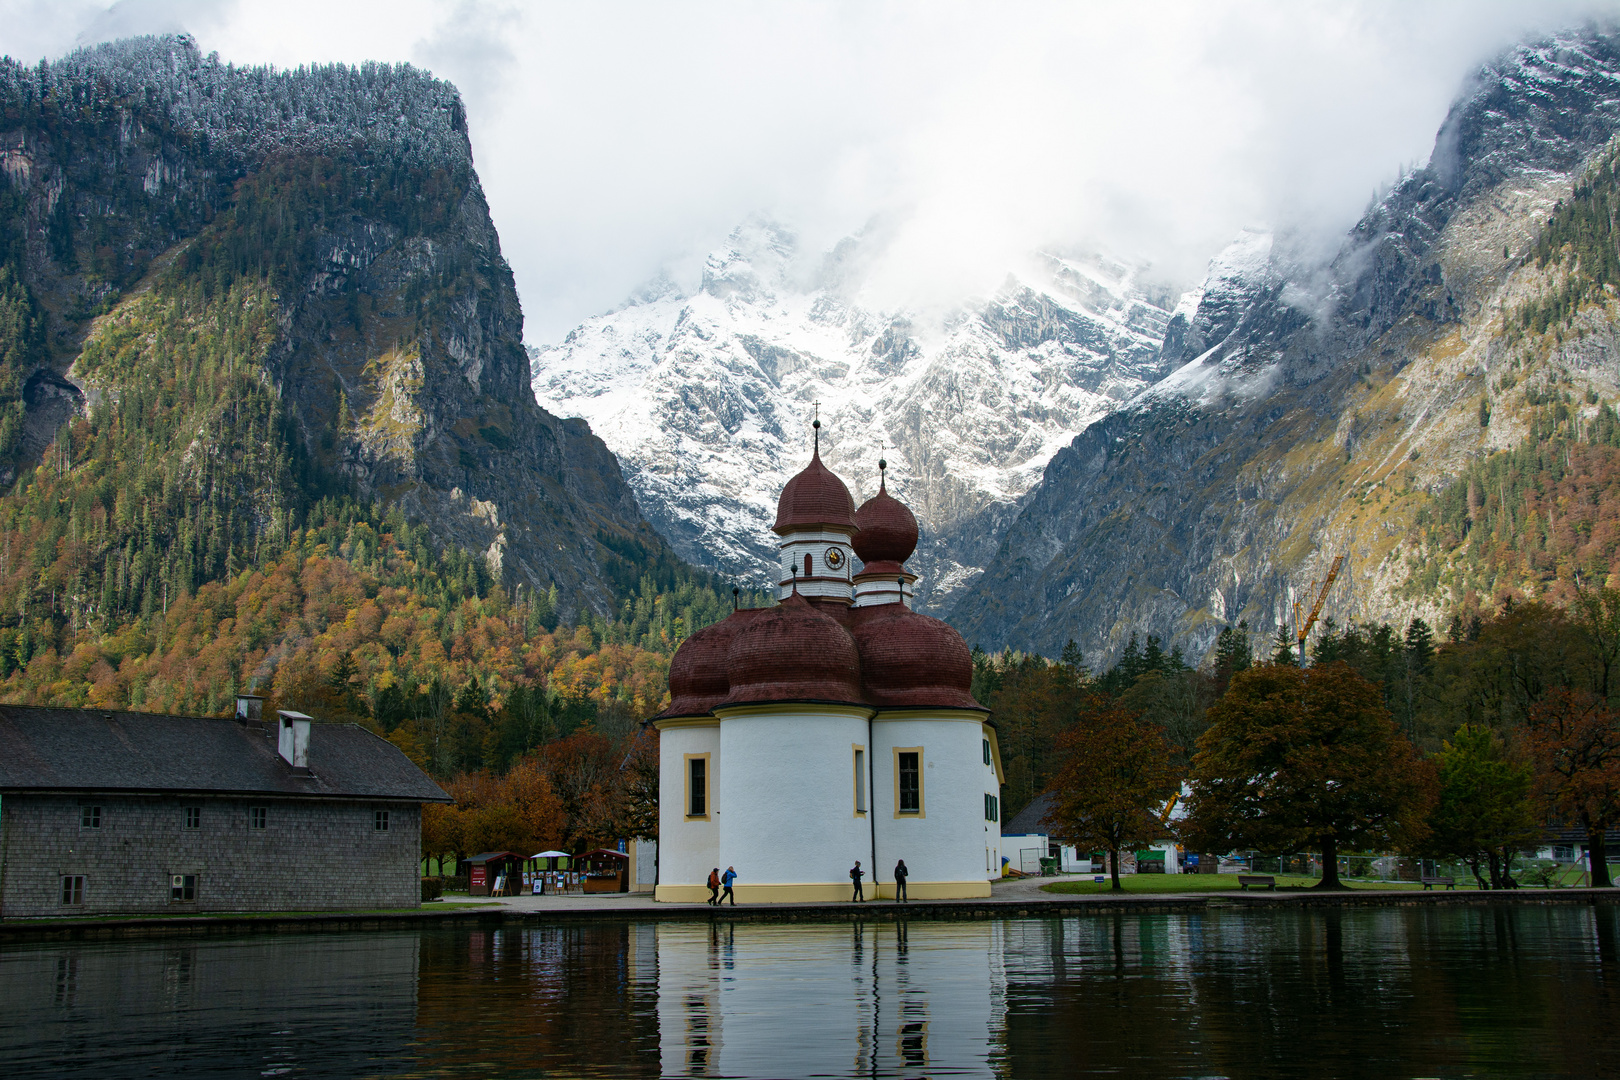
xmin=804 ymin=553 xmax=813 ymax=579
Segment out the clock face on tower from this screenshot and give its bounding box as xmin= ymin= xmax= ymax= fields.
xmin=824 ymin=547 xmax=845 ymax=571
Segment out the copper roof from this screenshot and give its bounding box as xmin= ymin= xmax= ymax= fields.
xmin=772 ymin=448 xmax=857 ymax=534
xmin=719 ymin=592 xmax=867 ymax=707
xmin=853 ymin=476 xmax=918 ymax=566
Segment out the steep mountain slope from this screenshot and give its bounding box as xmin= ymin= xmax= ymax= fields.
xmin=0 ymin=34 xmax=662 ymax=619
xmin=531 ymin=220 xmax=1180 ymax=610
xmin=956 ymin=29 xmax=1620 ymax=660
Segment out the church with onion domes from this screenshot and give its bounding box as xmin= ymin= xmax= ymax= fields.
xmin=652 ymin=425 xmax=1006 ymax=902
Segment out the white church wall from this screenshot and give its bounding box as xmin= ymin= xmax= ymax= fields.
xmin=654 ymin=721 xmax=720 ymax=901
xmin=871 ymin=713 xmax=995 ymax=898
xmin=713 ymin=704 xmax=876 ymax=902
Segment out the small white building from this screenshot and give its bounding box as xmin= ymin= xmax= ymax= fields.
xmin=1000 ymin=791 xmax=1182 ymax=876
xmin=652 ymin=442 xmax=1005 ymax=902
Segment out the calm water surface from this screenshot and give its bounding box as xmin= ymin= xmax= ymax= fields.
xmin=2 ymin=905 xmax=1618 ymax=1078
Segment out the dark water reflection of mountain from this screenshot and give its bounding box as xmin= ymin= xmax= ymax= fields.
xmin=2 ymin=906 xmax=1617 ymax=1078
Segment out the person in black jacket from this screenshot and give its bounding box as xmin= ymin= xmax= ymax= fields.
xmin=893 ymin=859 xmax=909 ymax=902
xmin=850 ymin=860 xmax=865 ymax=901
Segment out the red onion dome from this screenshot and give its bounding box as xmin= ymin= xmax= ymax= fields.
xmin=852 ymin=470 xmax=917 ymax=569
xmin=657 ymin=610 xmax=764 ymax=718
xmin=773 ymin=447 xmax=857 ymax=535
xmin=721 ymin=592 xmax=865 ymax=706
xmin=851 ymin=603 xmax=982 ymax=711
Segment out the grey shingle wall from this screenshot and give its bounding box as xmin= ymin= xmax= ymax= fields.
xmin=0 ymin=793 xmax=421 ymax=917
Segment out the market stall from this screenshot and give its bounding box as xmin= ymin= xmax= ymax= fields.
xmin=579 ymin=849 xmax=630 ymax=893
xmin=530 ymin=849 xmax=573 ymax=894
xmin=466 ymin=851 xmax=524 ymax=896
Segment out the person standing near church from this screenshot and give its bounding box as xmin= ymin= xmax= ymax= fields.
xmin=850 ymin=860 xmax=865 ymax=901
xmin=707 ymin=867 xmax=721 ymax=906
xmin=721 ymin=866 xmax=738 ymax=905
xmin=893 ymin=859 xmax=909 ymax=902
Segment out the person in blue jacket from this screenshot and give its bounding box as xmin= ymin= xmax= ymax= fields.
xmin=721 ymin=866 xmax=738 ymax=905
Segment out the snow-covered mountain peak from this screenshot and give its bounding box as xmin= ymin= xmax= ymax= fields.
xmin=532 ymin=225 xmax=1189 ymax=612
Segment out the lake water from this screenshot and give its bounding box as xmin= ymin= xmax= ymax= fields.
xmin=2 ymin=904 xmax=1618 ymax=1078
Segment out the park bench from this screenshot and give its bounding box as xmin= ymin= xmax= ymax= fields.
xmin=1420 ymin=876 xmax=1455 ymax=890
xmin=1237 ymin=874 xmax=1276 ymax=890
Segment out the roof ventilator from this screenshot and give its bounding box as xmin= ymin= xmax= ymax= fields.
xmin=277 ymin=710 xmax=312 ymax=773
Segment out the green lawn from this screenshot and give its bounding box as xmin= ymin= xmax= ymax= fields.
xmin=1037 ymin=864 xmax=1604 ymax=894
xmin=1039 ymin=873 xmax=1415 ymax=895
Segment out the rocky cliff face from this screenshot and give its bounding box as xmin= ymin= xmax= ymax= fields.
xmin=531 ymin=220 xmax=1182 ymax=611
xmin=954 ymin=28 xmax=1620 ymax=660
xmin=0 ymin=35 xmax=661 ymax=617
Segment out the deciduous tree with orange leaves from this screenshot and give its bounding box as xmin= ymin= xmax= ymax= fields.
xmin=1041 ymin=695 xmax=1181 ymax=892
xmin=1185 ymin=662 xmax=1437 ymax=889
xmin=1526 ymin=687 xmax=1620 ymax=887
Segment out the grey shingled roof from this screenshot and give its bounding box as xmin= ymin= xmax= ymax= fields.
xmin=0 ymin=706 xmax=450 ymax=802
xmin=1002 ymin=792 xmax=1057 ymax=837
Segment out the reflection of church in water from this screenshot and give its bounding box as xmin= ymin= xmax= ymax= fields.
xmin=653 ymin=426 xmax=1006 ymax=901
xmin=646 ymin=920 xmax=1009 ymax=1078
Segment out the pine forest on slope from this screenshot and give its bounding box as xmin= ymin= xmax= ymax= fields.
xmin=0 ymin=35 xmax=754 ymax=780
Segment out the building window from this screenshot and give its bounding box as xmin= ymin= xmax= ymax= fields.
xmin=60 ymin=876 xmax=85 ymax=905
xmin=185 ymin=806 xmax=201 ymax=829
xmin=80 ymin=805 xmax=100 ymax=829
xmin=171 ymin=874 xmax=197 ymax=902
xmin=853 ymin=746 xmax=867 ymax=814
xmin=374 ymin=809 xmax=390 ymax=831
xmin=985 ymin=793 xmax=999 ymax=822
xmin=804 ymin=553 xmax=813 ymax=579
xmin=983 ymin=739 xmax=991 ymax=766
xmin=685 ymin=754 xmax=710 ymax=819
xmin=895 ymin=748 xmax=923 ymax=816
xmin=250 ymin=806 xmax=267 ymax=830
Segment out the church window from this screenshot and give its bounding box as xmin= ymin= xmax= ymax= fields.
xmin=983 ymin=739 xmax=991 ymax=766
xmin=804 ymin=553 xmax=813 ymax=578
xmin=685 ymin=754 xmax=710 ymax=819
xmin=984 ymin=793 xmax=998 ymax=822
xmin=895 ymin=749 xmax=923 ymax=816
xmin=853 ymin=746 xmax=867 ymax=814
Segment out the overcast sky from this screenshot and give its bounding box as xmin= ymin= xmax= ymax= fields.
xmin=4 ymin=1 xmax=1619 ymax=341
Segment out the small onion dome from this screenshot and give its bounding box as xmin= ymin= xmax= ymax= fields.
xmin=721 ymin=592 xmax=865 ymax=706
xmin=852 ymin=473 xmax=918 ymax=570
xmin=773 ymin=448 xmax=857 ymax=535
xmin=656 ymin=610 xmax=765 ymax=719
xmin=851 ymin=603 xmax=982 ymax=711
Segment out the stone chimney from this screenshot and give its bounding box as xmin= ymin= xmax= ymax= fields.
xmin=277 ymin=710 xmax=312 ymax=771
xmin=235 ymin=694 xmax=264 ymax=722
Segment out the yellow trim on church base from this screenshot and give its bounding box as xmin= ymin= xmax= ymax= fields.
xmin=654 ymin=880 xmax=993 ymax=904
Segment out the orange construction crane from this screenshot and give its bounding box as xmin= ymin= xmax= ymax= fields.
xmin=1294 ymin=555 xmax=1345 ymax=667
